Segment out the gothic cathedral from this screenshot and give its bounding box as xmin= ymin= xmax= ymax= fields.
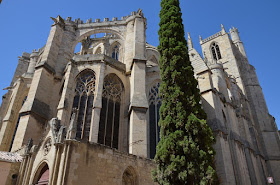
xmin=0 ymin=10 xmax=279 ymax=185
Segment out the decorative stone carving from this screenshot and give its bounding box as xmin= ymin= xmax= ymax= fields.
xmin=81 ymin=37 xmax=93 ymax=54
xmin=49 ymin=118 xmax=67 ymax=144
xmin=43 ymin=138 xmax=52 ymax=155
xmin=50 ymin=15 xmax=65 ymax=28
xmin=57 ymin=126 xmax=67 ymax=144
xmin=137 ymin=8 xmax=143 ymax=17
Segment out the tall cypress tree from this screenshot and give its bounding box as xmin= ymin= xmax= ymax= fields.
xmin=152 ymin=0 xmax=218 ymax=184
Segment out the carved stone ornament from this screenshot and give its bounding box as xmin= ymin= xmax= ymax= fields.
xmin=43 ymin=138 xmax=52 ymax=155
xmin=50 ymin=15 xmax=65 ymax=28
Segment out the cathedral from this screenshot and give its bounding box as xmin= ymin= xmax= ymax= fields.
xmin=0 ymin=9 xmax=279 ymax=185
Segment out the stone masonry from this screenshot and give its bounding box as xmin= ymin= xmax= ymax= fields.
xmin=0 ymin=10 xmax=279 ymax=185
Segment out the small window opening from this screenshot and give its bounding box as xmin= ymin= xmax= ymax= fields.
xmin=112 ymin=45 xmax=119 ymax=60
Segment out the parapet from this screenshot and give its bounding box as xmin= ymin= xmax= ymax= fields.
xmin=61 ymin=9 xmax=144 ymax=27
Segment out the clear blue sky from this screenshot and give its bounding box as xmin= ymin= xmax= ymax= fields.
xmin=0 ymin=0 xmax=279 ymax=127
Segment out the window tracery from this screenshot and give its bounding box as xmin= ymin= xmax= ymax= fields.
xmin=211 ymin=42 xmax=222 ymax=60
xmin=148 ymin=82 xmax=161 ymax=159
xmin=72 ymin=70 xmax=96 ymax=140
xmin=98 ymin=74 xmax=123 ymax=149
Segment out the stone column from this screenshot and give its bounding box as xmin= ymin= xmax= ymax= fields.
xmin=89 ymin=63 xmax=105 ymax=143
xmin=129 ymin=59 xmax=148 ymax=157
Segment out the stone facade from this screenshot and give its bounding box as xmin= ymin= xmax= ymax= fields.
xmin=0 ymin=10 xmax=279 ymax=185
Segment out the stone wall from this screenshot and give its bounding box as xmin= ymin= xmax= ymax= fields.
xmin=64 ymin=141 xmax=157 ymax=185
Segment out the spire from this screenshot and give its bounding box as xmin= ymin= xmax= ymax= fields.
xmin=187 ymin=32 xmax=193 ymax=49
xmin=221 ymin=24 xmax=226 ymax=34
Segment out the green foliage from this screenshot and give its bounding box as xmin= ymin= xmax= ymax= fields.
xmin=152 ymin=0 xmax=218 ymax=184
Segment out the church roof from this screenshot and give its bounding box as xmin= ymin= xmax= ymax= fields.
xmin=0 ymin=151 xmax=22 ymax=162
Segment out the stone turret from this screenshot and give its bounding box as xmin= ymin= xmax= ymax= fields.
xmin=230 ymin=27 xmax=247 ymax=57
xmin=27 ymin=50 xmax=39 ymax=74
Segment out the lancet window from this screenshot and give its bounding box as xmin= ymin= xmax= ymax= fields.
xmin=211 ymin=42 xmax=222 ymax=60
xmin=148 ymin=82 xmax=161 ymax=159
xmin=98 ymin=74 xmax=123 ymax=149
xmin=72 ymin=70 xmax=96 ymax=140
xmin=112 ymin=45 xmax=119 ymax=60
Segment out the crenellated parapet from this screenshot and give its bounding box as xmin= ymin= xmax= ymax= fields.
xmin=59 ymin=9 xmax=145 ymax=28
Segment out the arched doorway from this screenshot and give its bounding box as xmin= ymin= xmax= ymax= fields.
xmin=34 ymin=163 xmax=49 ymax=185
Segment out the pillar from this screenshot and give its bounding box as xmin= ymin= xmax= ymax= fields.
xmin=89 ymin=63 xmax=105 ymax=143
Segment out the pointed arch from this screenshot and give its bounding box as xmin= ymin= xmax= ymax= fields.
xmin=32 ymin=162 xmax=49 ymax=185
xmin=122 ymin=166 xmax=138 ymax=185
xmin=95 ymin=47 xmax=102 ymax=54
xmin=98 ymin=73 xmax=124 ymax=149
xmin=111 ymin=41 xmax=121 ymax=61
xmin=72 ymin=69 xmax=96 ymax=140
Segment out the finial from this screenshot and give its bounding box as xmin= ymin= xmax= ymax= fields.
xmin=221 ymin=24 xmax=226 ymax=34
xmin=187 ymin=32 xmax=191 ymax=39
xmin=137 ymin=8 xmax=143 ymax=17
xmin=199 ymin=35 xmax=203 ymax=44
xmin=187 ymin=32 xmax=193 ymax=49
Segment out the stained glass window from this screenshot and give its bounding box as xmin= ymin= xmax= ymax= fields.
xmin=98 ymin=74 xmax=123 ymax=149
xmin=72 ymin=70 xmax=96 ymax=140
xmin=148 ymin=82 xmax=161 ymax=159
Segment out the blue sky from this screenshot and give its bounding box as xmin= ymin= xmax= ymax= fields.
xmin=0 ymin=0 xmax=279 ymax=127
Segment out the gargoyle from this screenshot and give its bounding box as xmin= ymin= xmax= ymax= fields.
xmin=50 ymin=15 xmax=65 ymax=28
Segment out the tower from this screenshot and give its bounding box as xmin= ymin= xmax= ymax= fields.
xmin=0 ymin=10 xmax=279 ymax=185
xmin=189 ymin=24 xmax=280 ymax=184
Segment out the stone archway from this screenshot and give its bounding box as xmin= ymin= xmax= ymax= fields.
xmin=122 ymin=166 xmax=138 ymax=185
xmin=33 ymin=163 xmax=49 ymax=185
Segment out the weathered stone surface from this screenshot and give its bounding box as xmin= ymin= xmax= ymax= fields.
xmin=0 ymin=12 xmax=279 ymax=185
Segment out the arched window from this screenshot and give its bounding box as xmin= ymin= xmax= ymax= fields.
xmin=211 ymin=43 xmax=222 ymax=60
xmin=148 ymin=82 xmax=161 ymax=159
xmin=122 ymin=166 xmax=138 ymax=185
xmin=98 ymin=74 xmax=123 ymax=149
xmin=112 ymin=45 xmax=119 ymax=60
xmin=34 ymin=164 xmax=49 ymax=185
xmin=72 ymin=70 xmax=96 ymax=140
